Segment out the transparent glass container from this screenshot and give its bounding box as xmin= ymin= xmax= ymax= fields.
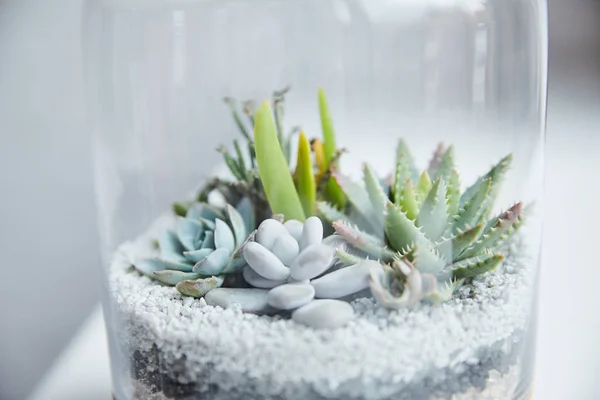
xmin=84 ymin=1 xmax=547 ymax=399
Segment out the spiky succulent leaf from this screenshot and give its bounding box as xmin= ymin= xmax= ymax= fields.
xmin=452 ymin=178 xmax=491 ymax=233
xmin=363 ymin=164 xmax=388 ymax=233
xmin=417 ymin=171 xmax=433 ymax=204
xmin=254 ymin=101 xmax=306 ymax=221
xmin=459 ymin=202 xmax=524 ymax=259
xmin=396 ymin=139 xmax=418 ymax=181
xmin=411 ymin=243 xmax=446 ymax=275
xmin=333 ymin=171 xmax=376 ymax=232
xmin=435 ymin=224 xmax=484 ymax=263
xmin=333 ymin=220 xmax=395 ymax=261
xmin=431 ymin=145 xmax=455 ymax=182
xmin=460 ymin=153 xmax=513 ymax=207
xmin=294 ymin=131 xmax=317 ymax=217
xmin=335 ymin=246 xmax=363 ymax=266
xmin=134 ymin=259 xmax=168 ymax=278
xmin=449 ymin=252 xmax=504 ymax=280
xmin=317 ymin=201 xmax=351 ymax=225
xmin=398 ymin=179 xmax=419 ymax=221
xmin=393 ymin=153 xmax=414 ymax=205
xmin=427 ymin=143 xmax=445 ymax=177
xmin=446 ymin=170 xmax=461 ymax=219
xmin=417 ymin=178 xmax=449 ymax=241
xmin=385 ymin=203 xmax=431 ymax=252
xmin=318 ymin=88 xmax=346 ymax=209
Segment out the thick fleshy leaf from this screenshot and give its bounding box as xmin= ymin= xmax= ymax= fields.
xmin=452 ymin=178 xmax=490 ymax=233
xmin=134 ymin=259 xmax=167 ymax=278
xmin=176 ymin=275 xmax=225 ymax=298
xmin=416 ymin=171 xmax=433 ymax=204
xmin=236 ymin=197 xmax=255 ymax=235
xmin=411 ymin=244 xmax=446 ymax=275
xmin=333 ymin=220 xmax=395 ymax=262
xmin=332 ymin=171 xmax=375 ymax=232
xmin=225 ymin=204 xmax=247 ymax=248
xmin=223 ymin=255 xmax=246 ymax=274
xmin=152 ymin=270 xmax=203 ymax=285
xmin=385 ymin=203 xmax=431 ymax=253
xmin=158 ymin=231 xmax=187 ymax=263
xmin=186 ymin=202 xmax=222 ymax=222
xmin=200 ymin=218 xmax=216 ymax=231
xmin=294 ymin=131 xmax=316 ymax=217
xmin=446 ymin=170 xmax=461 ymax=219
xmin=430 ymin=145 xmax=455 ymax=182
xmin=201 ymin=231 xmax=215 ymax=249
xmin=317 ymin=201 xmax=351 ymax=225
xmin=318 ymin=88 xmax=346 ymax=209
xmin=393 ymin=144 xmax=415 ymax=205
xmin=183 ymin=248 xmax=214 ymax=263
xmin=254 ymin=101 xmax=306 ymax=221
xmin=449 ymin=252 xmax=503 ymax=280
xmin=396 ymin=139 xmax=418 ymax=182
xmin=363 ymin=164 xmax=387 ymax=233
xmin=214 ymin=219 xmax=235 ymax=253
xmin=417 ymin=178 xmax=448 ymax=241
xmin=176 ymin=218 xmax=204 ymax=251
xmin=162 ymin=260 xmax=194 ymax=272
xmin=193 ymin=247 xmax=230 ymax=275
xmin=460 ymin=153 xmax=513 ymax=208
xmin=435 ymin=224 xmax=484 ymax=263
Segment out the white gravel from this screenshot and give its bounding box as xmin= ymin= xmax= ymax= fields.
xmin=109 ymin=215 xmax=535 ymax=400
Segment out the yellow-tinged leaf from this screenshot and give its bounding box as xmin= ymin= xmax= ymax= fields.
xmin=312 ymin=138 xmax=327 ymax=180
xmin=294 ymin=131 xmax=316 ymax=216
xmin=318 ymin=88 xmax=346 ymax=209
xmin=254 ymin=101 xmax=306 ymax=221
xmin=417 ymin=171 xmax=433 ymax=203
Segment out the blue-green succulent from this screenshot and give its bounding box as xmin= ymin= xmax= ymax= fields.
xmin=134 ymin=199 xmax=255 ymax=297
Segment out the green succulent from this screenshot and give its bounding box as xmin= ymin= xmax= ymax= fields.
xmin=318 ymin=141 xmax=525 ymax=305
xmin=134 ymin=199 xmax=255 ymax=297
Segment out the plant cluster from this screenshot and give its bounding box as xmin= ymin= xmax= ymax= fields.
xmin=133 ymin=88 xmax=526 ymax=308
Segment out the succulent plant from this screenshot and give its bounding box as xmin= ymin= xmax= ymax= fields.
xmin=134 ymin=199 xmax=255 ymax=297
xmin=317 ymin=141 xmax=525 ymax=308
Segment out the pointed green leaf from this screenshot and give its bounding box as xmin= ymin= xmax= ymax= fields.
xmin=385 ymin=203 xmax=431 ymax=253
xmin=459 ymin=202 xmax=524 ymax=259
xmin=411 ymin=243 xmax=446 ymax=275
xmin=460 ymin=153 xmax=513 ymax=207
xmin=393 ymin=154 xmax=413 ymax=204
xmin=318 ymin=88 xmax=346 ymax=209
xmin=450 ymin=252 xmax=503 ymax=280
xmin=430 ymin=145 xmax=455 ymax=182
xmin=416 ymin=171 xmax=433 ymax=204
xmin=446 ymin=170 xmax=461 ymax=219
xmin=398 ymin=179 xmax=419 ymax=221
xmin=332 ymin=220 xmax=395 ymax=261
xmin=294 ymin=131 xmax=317 ymax=216
xmin=396 ymin=139 xmax=418 ymax=181
xmin=223 ymin=97 xmax=251 ymax=141
xmin=254 ymin=101 xmax=306 ymax=221
xmin=363 ymin=164 xmax=388 ymax=233
xmin=453 ymin=178 xmax=491 ymax=233
xmin=172 ymin=202 xmax=189 ymax=217
xmin=434 ymin=224 xmax=484 ymax=263
xmin=317 ymin=201 xmax=352 ymax=225
xmin=214 ymin=219 xmax=235 ymax=253
xmin=417 ymin=178 xmax=449 ymax=241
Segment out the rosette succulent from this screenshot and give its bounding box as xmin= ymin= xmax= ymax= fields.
xmin=134 ymin=199 xmax=254 ymax=297
xmin=318 ymin=141 xmax=525 ymax=308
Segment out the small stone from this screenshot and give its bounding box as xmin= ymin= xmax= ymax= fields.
xmin=267 ymin=283 xmax=315 ymax=310
xmin=311 ymin=260 xmax=374 ymax=299
xmin=256 ymin=219 xmax=288 ymax=250
xmin=283 ymin=220 xmax=303 ymax=242
xmin=271 ymin=234 xmax=300 ymax=266
xmin=292 ymin=299 xmax=354 ymax=329
xmin=243 ymin=242 xmax=290 ymax=281
xmin=290 ymin=244 xmax=334 ymax=281
xmin=205 ymin=288 xmax=271 ymax=313
xmin=242 ymin=266 xmax=286 ymax=289
xmin=299 ymin=216 xmax=323 ymax=251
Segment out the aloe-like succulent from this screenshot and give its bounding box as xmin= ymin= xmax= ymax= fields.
xmin=318 ymin=141 xmax=525 ymax=307
xmin=134 ymin=200 xmax=255 ymax=297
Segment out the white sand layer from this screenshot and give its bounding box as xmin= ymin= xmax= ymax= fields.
xmin=108 ymin=216 xmax=535 ymax=400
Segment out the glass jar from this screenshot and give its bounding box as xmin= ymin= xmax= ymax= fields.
xmin=84 ymin=1 xmax=547 ymax=399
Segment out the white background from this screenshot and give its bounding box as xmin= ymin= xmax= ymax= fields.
xmin=1 ymin=0 xmax=600 ymax=399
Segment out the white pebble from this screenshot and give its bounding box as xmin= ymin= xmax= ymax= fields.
xmin=290 ymin=244 xmax=334 ymax=281
xmin=271 ymin=234 xmax=300 ymax=266
xmin=205 ymin=288 xmax=271 ymax=313
xmin=242 ymin=266 xmax=286 ymax=289
xmin=292 ymin=299 xmax=354 ymax=329
xmin=283 ymin=220 xmax=304 ymax=242
xmin=267 ymin=283 xmax=315 ymax=310
xmin=311 ymin=260 xmax=375 ymax=299
xmin=299 ymin=216 xmax=323 ymax=251
xmin=243 ymin=242 xmax=290 ymax=281
xmin=256 ymin=219 xmax=288 ymax=250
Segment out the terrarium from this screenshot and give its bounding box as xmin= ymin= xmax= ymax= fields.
xmin=84 ymin=0 xmax=547 ymax=399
